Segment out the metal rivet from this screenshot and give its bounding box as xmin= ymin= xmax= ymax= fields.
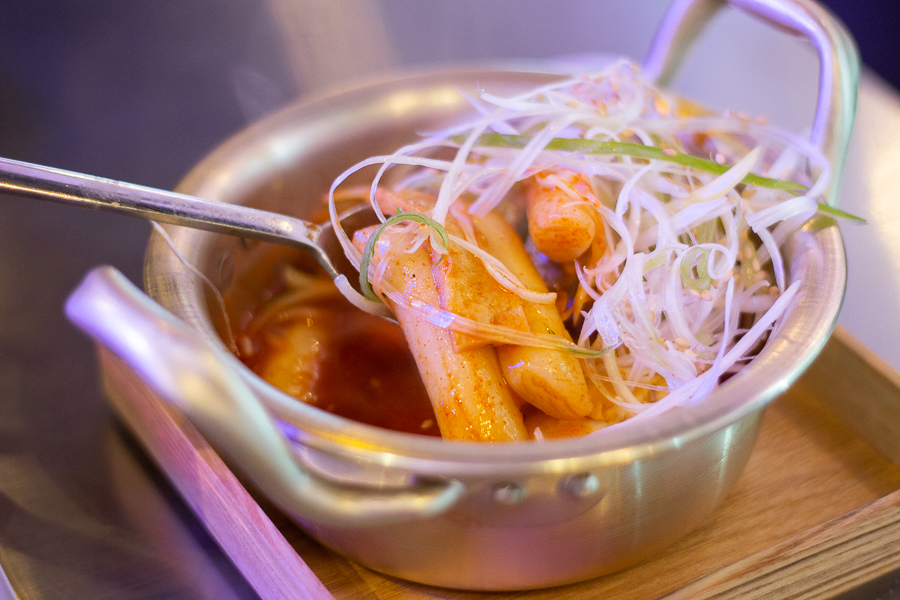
xmin=562 ymin=473 xmax=600 ymax=499
xmin=492 ymin=482 xmax=526 ymax=505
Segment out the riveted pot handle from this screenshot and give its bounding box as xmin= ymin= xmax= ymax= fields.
xmin=642 ymin=0 xmax=860 ymax=203
xmin=66 ymin=266 xmax=463 ymax=527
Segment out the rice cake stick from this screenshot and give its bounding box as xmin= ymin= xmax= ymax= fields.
xmin=474 ymin=210 xmax=594 ymax=421
xmin=376 ymin=189 xmax=530 ymax=352
xmin=353 ymin=225 xmax=527 ymax=442
xmin=524 ymin=170 xmax=600 ymax=262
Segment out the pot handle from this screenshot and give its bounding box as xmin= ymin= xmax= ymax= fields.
xmin=642 ymin=0 xmax=859 ymax=204
xmin=66 ymin=266 xmax=464 ymax=527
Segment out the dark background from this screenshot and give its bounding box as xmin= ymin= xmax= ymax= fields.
xmin=0 ymin=1 xmax=896 ymax=598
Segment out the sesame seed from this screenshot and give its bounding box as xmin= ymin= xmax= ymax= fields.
xmin=674 ymin=337 xmax=690 ymax=348
xmin=689 ymin=289 xmax=701 ymax=298
xmin=684 ymin=349 xmax=696 ymax=358
xmin=566 ymin=101 xmax=580 ymax=108
xmin=715 ymin=153 xmax=726 ymax=164
xmin=751 ymin=258 xmax=762 ymax=272
xmin=754 ymin=272 xmax=769 ymax=284
xmin=663 ymin=148 xmax=677 ymax=157
xmin=701 ymin=290 xmax=713 ymax=301
xmin=769 ymin=286 xmax=779 ymax=296
xmin=737 ymin=112 xmax=751 ymax=122
xmin=754 ymin=116 xmax=769 ymax=125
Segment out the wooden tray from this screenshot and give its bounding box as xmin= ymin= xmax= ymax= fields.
xmin=97 ymin=326 xmax=900 ymax=599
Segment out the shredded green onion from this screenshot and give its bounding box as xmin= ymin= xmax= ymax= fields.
xmin=681 ymin=247 xmax=712 ymax=292
xmin=815 ymin=202 xmax=867 ymax=223
xmin=383 ymin=288 xmax=612 ymax=357
xmin=696 ymin=218 xmax=720 ymax=244
xmin=359 ymin=210 xmax=450 ymax=302
xmin=453 ymin=133 xmax=807 ymax=193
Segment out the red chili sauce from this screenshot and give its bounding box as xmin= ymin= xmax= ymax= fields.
xmin=227 ymin=249 xmax=440 ymax=437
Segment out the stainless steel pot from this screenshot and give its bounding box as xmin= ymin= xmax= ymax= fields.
xmin=67 ymin=0 xmax=857 ymax=590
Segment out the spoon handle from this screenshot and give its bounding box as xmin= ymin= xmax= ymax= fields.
xmin=0 ymin=155 xmax=324 ymax=254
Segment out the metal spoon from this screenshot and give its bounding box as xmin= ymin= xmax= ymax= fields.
xmin=0 ymin=155 xmax=377 ymax=283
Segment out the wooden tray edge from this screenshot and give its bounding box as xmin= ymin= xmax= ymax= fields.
xmin=663 ymin=488 xmax=900 ymax=599
xmin=663 ymin=325 xmax=900 ymax=599
xmin=98 ymin=348 xmax=336 ymax=600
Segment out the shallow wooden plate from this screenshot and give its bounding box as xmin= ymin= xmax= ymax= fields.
xmin=98 ymin=325 xmax=900 ymax=599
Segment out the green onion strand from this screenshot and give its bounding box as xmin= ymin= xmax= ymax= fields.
xmin=450 ymin=133 xmax=867 ymax=223
xmin=453 ymin=133 xmax=807 ymax=193
xmin=681 ymin=247 xmax=712 ymax=292
xmin=815 ymin=202 xmax=867 ymax=223
xmin=359 ymin=210 xmax=450 ymax=302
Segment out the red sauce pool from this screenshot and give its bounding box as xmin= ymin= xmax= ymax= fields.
xmin=231 ymin=257 xmax=440 ymax=437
